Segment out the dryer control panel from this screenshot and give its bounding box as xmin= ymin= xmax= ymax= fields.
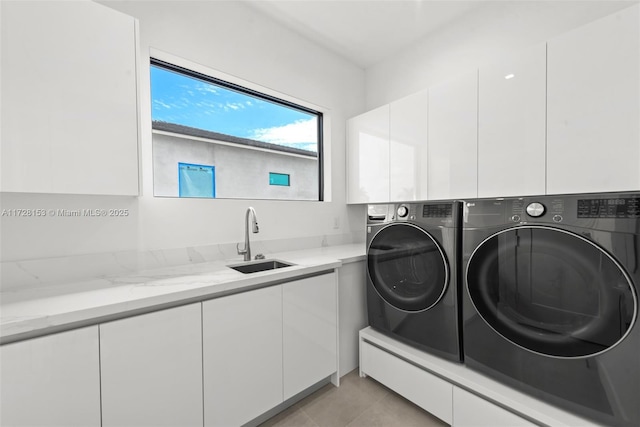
xmin=465 ymin=192 xmax=640 ymax=232
xmin=577 ymin=197 xmax=640 ymax=218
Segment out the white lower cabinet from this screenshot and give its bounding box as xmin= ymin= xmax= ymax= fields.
xmin=0 ymin=273 xmax=340 ymax=427
xmin=100 ymin=304 xmax=203 ymax=427
xmin=0 ymin=327 xmax=101 ymax=427
xmin=283 ymin=273 xmax=338 ymax=400
xmin=361 ymin=341 xmax=453 ymax=424
xmin=203 ymin=285 xmax=284 ymax=427
xmin=453 ymin=387 xmax=536 ymax=427
xmin=338 ymin=261 xmax=367 ymax=377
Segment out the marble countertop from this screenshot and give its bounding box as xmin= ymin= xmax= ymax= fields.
xmin=1 ymin=244 xmax=365 ymax=343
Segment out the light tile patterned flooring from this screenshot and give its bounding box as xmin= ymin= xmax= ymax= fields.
xmin=260 ymin=370 xmax=448 ymax=427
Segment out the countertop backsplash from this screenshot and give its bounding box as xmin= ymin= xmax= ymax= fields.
xmin=1 ymin=231 xmax=364 ymax=293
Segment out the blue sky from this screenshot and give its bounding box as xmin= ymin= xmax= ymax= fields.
xmin=150 ymin=66 xmax=318 ymax=152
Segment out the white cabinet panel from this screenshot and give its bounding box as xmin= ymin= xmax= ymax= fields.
xmin=338 ymin=261 xmax=367 ymax=377
xmin=347 ymin=105 xmax=390 ymax=203
xmin=453 ymin=387 xmax=536 ymax=427
xmin=100 ymin=304 xmax=203 ymax=427
xmin=390 ymin=91 xmax=429 ymax=201
xmin=0 ymin=0 xmax=139 ymax=195
xmin=203 ymin=286 xmax=283 ymax=426
xmin=428 ymin=71 xmax=478 ymax=200
xmin=283 ymin=273 xmax=338 ymax=400
xmin=0 ymin=327 xmax=101 ymax=427
xmin=547 ymin=4 xmax=640 ymax=194
xmin=478 ymin=44 xmax=546 ymax=198
xmin=361 ymin=340 xmax=453 ymax=424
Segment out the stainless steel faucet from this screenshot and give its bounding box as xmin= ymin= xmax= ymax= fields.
xmin=237 ymin=207 xmax=259 ymax=261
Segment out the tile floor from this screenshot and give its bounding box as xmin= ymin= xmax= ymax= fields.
xmin=260 ymin=370 xmax=448 ymax=427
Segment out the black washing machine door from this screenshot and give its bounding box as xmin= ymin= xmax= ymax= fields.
xmin=466 ymin=226 xmax=637 ymax=358
xmin=368 ymin=223 xmax=449 ymax=312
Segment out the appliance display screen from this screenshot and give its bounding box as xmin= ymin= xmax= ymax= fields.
xmin=423 ymin=204 xmax=452 ymax=218
xmin=577 ymin=198 xmax=639 ymax=218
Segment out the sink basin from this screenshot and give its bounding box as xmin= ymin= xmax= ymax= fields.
xmin=227 ymin=259 xmax=295 ymax=274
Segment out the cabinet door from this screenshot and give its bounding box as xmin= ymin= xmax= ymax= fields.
xmin=428 ymin=71 xmax=478 ymax=200
xmin=390 ymin=91 xmax=429 ymax=201
xmin=361 ymin=341 xmax=453 ymax=424
xmin=547 ymin=4 xmax=640 ymax=194
xmin=100 ymin=304 xmax=203 ymax=427
xmin=203 ymin=286 xmax=283 ymax=426
xmin=453 ymin=387 xmax=536 ymax=427
xmin=478 ymin=44 xmax=546 ymax=198
xmin=283 ymin=273 xmax=338 ymax=400
xmin=338 ymin=261 xmax=367 ymax=377
xmin=347 ymin=105 xmax=390 ymax=203
xmin=0 ymin=0 xmax=139 ymax=195
xmin=0 ymin=327 xmax=101 ymax=427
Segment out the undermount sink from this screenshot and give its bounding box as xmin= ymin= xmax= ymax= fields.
xmin=227 ymin=259 xmax=295 ymax=274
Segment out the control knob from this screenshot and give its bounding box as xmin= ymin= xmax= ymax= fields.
xmin=397 ymin=205 xmax=409 ymax=218
xmin=526 ymin=202 xmax=545 ymax=218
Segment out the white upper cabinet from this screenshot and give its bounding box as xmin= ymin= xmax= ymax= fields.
xmin=0 ymin=327 xmax=101 ymax=427
xmin=347 ymin=105 xmax=390 ymax=203
xmin=100 ymin=304 xmax=203 ymax=427
xmin=428 ymin=71 xmax=478 ymax=200
xmin=478 ymin=43 xmax=547 ymax=198
xmin=547 ymin=4 xmax=640 ymax=194
xmin=390 ymin=91 xmax=429 ymax=201
xmin=1 ymin=0 xmax=139 ymax=195
xmin=347 ymin=93 xmax=429 ymax=204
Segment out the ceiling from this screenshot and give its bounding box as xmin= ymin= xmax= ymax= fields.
xmin=242 ymin=0 xmax=638 ymax=69
xmin=243 ymin=0 xmax=482 ymax=68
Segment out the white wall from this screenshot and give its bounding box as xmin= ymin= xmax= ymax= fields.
xmin=365 ymin=1 xmax=637 ymax=109
xmin=0 ymin=0 xmax=366 ymax=262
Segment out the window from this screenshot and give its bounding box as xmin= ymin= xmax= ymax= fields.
xmin=269 ymin=172 xmax=290 ymax=187
xmin=178 ymin=163 xmax=215 ymax=198
xmin=150 ymin=58 xmax=323 ymax=201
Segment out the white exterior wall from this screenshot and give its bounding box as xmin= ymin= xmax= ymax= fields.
xmin=0 ymin=0 xmax=366 ymax=265
xmin=365 ymin=1 xmax=635 ymax=108
xmin=153 ymin=133 xmax=318 ymax=200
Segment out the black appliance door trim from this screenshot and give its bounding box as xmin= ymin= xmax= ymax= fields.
xmin=367 ymin=222 xmax=449 ymax=313
xmin=466 ymin=225 xmax=638 ymax=359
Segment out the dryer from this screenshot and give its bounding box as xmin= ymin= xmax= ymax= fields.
xmin=462 ymin=193 xmax=639 ymax=426
xmin=366 ymin=201 xmax=462 ymax=362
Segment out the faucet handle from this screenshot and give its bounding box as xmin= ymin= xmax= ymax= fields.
xmin=255 ymin=253 xmax=265 ymax=260
xmin=236 ymin=242 xmax=247 ymax=255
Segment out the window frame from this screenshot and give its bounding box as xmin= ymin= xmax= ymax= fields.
xmin=150 ymin=57 xmax=324 ymax=201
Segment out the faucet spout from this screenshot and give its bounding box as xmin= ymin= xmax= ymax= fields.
xmin=237 ymin=207 xmax=259 ymax=261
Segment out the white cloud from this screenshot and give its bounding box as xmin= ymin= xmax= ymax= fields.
xmin=194 ymin=83 xmax=218 ymax=95
xmin=250 ymin=118 xmax=318 ymax=152
xmin=153 ymin=99 xmax=172 ymax=109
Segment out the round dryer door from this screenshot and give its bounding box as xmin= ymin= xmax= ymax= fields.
xmin=368 ymin=223 xmax=449 ymax=312
xmin=467 ymin=226 xmax=637 ymax=358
